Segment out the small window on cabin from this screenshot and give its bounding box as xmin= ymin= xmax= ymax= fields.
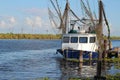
xmin=79 ymin=37 xmax=88 ymax=43
xmin=90 ymin=37 xmax=96 ymax=43
xmin=71 ymin=37 xmax=78 ymax=43
xmin=63 ymin=37 xmax=69 ymax=43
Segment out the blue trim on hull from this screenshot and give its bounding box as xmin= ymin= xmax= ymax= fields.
xmin=57 ymin=49 xmax=98 ymax=59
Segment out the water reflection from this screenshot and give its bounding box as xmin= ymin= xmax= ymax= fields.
xmin=58 ymin=58 xmax=120 ymax=80
xmin=58 ymin=59 xmax=97 ymax=80
xmin=106 ymin=62 xmax=120 ymax=75
xmin=100 ymin=60 xmax=120 ymax=76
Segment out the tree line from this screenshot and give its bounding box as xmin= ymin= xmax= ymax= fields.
xmin=0 ymin=33 xmax=61 ymax=39
xmin=0 ymin=33 xmax=120 ymax=40
xmin=110 ymin=36 xmax=120 ymax=40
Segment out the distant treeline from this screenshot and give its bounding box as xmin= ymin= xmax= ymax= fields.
xmin=0 ymin=33 xmax=120 ymax=40
xmin=0 ymin=33 xmax=61 ymax=39
xmin=110 ymin=36 xmax=120 ymax=40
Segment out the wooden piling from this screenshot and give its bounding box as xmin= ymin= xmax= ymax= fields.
xmin=79 ymin=62 xmax=83 ymax=69
xmin=103 ymin=40 xmax=107 ymax=59
xmin=79 ymin=50 xmax=83 ymax=69
xmin=97 ymin=61 xmax=102 ymax=77
xmin=79 ymin=50 xmax=83 ymax=63
xmin=89 ymin=52 xmax=92 ymax=65
xmin=94 ymin=60 xmax=106 ymax=80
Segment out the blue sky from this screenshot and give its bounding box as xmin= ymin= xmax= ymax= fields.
xmin=0 ymin=0 xmax=119 ymax=36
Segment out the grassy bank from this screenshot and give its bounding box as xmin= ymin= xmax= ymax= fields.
xmin=0 ymin=33 xmax=61 ymax=39
xmin=0 ymin=33 xmax=120 ymax=40
xmin=110 ymin=36 xmax=120 ymax=40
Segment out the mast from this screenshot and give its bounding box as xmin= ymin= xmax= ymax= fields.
xmin=95 ymin=0 xmax=104 ymax=60
xmin=96 ymin=0 xmax=111 ymax=55
xmin=95 ymin=1 xmax=110 ymax=78
xmin=64 ymin=0 xmax=69 ymax=34
xmin=95 ymin=0 xmax=104 ymax=78
xmin=59 ymin=0 xmax=70 ymax=34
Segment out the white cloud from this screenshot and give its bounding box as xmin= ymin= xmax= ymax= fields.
xmin=34 ymin=16 xmax=42 ymax=27
xmin=26 ymin=17 xmax=33 ymax=26
xmin=0 ymin=16 xmax=17 ymax=28
xmin=25 ymin=16 xmax=42 ymax=27
xmin=0 ymin=20 xmax=6 ymax=27
xmin=9 ymin=16 xmax=16 ymax=24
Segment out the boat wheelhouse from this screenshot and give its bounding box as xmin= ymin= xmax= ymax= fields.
xmin=62 ymin=33 xmax=98 ymax=52
xmin=57 ymin=33 xmax=98 ymax=59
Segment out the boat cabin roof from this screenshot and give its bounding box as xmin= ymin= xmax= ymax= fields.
xmin=63 ymin=33 xmax=96 ymax=37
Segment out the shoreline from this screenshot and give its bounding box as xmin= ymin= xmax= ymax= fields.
xmin=0 ymin=33 xmax=61 ymax=40
xmin=0 ymin=33 xmax=120 ymax=40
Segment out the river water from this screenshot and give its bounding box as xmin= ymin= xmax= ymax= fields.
xmin=0 ymin=39 xmax=119 ymax=80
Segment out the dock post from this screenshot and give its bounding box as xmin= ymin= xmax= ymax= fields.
xmin=94 ymin=47 xmax=106 ymax=79
xmin=79 ymin=50 xmax=83 ymax=69
xmin=103 ymin=40 xmax=107 ymax=59
xmin=79 ymin=61 xmax=83 ymax=69
xmin=79 ymin=50 xmax=83 ymax=63
xmin=89 ymin=52 xmax=92 ymax=65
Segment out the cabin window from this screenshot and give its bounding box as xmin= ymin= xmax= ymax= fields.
xmin=71 ymin=37 xmax=78 ymax=43
xmin=90 ymin=37 xmax=96 ymax=43
xmin=63 ymin=37 xmax=69 ymax=43
xmin=79 ymin=37 xmax=88 ymax=43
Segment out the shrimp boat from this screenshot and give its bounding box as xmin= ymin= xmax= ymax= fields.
xmin=49 ymin=0 xmax=111 ymax=59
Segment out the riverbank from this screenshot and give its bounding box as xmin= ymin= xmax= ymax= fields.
xmin=0 ymin=33 xmax=120 ymax=40
xmin=0 ymin=33 xmax=61 ymax=39
xmin=110 ymin=36 xmax=120 ymax=40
